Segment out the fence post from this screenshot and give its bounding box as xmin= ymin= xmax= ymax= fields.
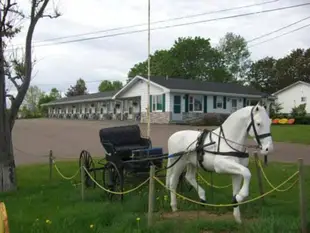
xmin=298 ymin=158 xmax=307 ymax=233
xmin=148 ymin=165 xmax=155 ymax=227
xmin=49 ymin=150 xmax=53 ymax=182
xmin=254 ymin=151 xmax=264 ymax=203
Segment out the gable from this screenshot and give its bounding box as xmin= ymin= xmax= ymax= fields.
xmin=273 ymin=81 xmax=310 ymax=96
xmin=275 ymin=82 xmax=310 ymax=98
xmin=115 ymin=77 xmax=166 ymax=98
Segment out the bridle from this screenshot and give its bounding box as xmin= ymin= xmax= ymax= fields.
xmin=246 ymin=106 xmax=272 ymax=150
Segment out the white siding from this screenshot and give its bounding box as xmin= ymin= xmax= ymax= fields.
xmin=275 ymin=82 xmax=310 ymax=114
xmin=118 ymin=79 xmax=166 ymax=112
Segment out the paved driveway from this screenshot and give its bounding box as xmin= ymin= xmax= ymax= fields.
xmin=12 ymin=119 xmax=310 ymax=165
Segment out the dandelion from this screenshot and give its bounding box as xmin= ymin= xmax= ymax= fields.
xmin=90 ymin=224 xmax=94 ymax=229
xmin=136 ymin=217 xmax=140 ymax=232
xmin=45 ymin=219 xmax=51 ymax=224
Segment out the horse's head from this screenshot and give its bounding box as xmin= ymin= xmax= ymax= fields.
xmin=246 ymin=103 xmax=273 ymax=155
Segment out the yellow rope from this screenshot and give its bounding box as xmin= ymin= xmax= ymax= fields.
xmin=83 ymin=166 xmax=150 ymax=195
xmin=257 ymin=160 xmax=299 ymax=192
xmin=53 ymin=160 xmax=80 ymax=180
xmin=153 ymin=170 xmax=299 ymax=207
xmin=198 ymin=173 xmax=232 ymax=189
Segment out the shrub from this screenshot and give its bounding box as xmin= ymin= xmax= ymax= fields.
xmin=294 ymin=116 xmax=310 ymax=125
xmin=291 ymin=103 xmax=307 ymax=117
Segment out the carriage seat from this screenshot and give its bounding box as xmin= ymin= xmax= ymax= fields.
xmin=99 ymin=124 xmax=151 ymax=155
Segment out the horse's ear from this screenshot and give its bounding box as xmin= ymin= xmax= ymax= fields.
xmin=255 ymin=102 xmax=260 ymax=111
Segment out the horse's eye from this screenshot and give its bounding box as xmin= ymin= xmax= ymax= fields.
xmin=257 ymin=123 xmax=260 ymax=126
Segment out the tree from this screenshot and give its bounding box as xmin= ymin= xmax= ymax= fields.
xmin=127 ymin=36 xmax=232 ymax=83
xmin=216 ymin=32 xmax=251 ymax=82
xmin=0 ymin=0 xmax=60 ymax=192
xmin=245 ymin=57 xmax=279 ymax=94
xmin=49 ymin=87 xmax=61 ymax=99
xmin=22 ymin=85 xmax=43 ymax=112
xmin=65 ymin=78 xmax=88 ymax=97
xmin=98 ymin=80 xmax=123 ymax=92
xmin=38 ymin=87 xmax=61 ymax=115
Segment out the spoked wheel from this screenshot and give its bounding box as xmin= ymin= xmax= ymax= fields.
xmin=79 ymin=150 xmax=96 ymax=188
xmin=102 ymin=161 xmax=123 ymax=201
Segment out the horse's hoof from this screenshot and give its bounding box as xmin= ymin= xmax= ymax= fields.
xmin=231 ymin=195 xmax=239 ymax=208
xmin=200 ymin=199 xmax=207 ymax=204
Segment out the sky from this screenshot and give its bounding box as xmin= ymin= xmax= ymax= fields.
xmin=5 ymin=0 xmax=310 ymax=97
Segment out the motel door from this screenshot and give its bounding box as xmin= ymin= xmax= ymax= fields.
xmin=172 ymin=95 xmax=182 ymax=121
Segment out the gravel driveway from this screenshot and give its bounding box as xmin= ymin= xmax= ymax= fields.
xmin=12 ymin=119 xmax=310 ymax=165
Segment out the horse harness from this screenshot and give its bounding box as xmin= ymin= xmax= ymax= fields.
xmin=195 ymin=106 xmax=272 ymax=171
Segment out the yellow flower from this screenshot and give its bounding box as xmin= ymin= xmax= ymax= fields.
xmin=90 ymin=224 xmax=94 ymax=228
xmin=136 ymin=217 xmax=140 ymax=221
xmin=45 ymin=219 xmax=51 ymax=224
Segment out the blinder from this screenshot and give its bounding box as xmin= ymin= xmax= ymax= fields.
xmin=246 ymin=106 xmax=272 ymax=149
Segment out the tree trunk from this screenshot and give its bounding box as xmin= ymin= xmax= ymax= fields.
xmin=0 ymin=25 xmax=17 ymax=193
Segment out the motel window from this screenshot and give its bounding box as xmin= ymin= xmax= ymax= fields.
xmin=301 ymin=96 xmax=307 ymax=102
xmin=246 ymin=99 xmax=259 ymax=106
xmin=152 ymin=95 xmax=163 ymax=111
xmin=189 ymin=95 xmax=203 ymax=112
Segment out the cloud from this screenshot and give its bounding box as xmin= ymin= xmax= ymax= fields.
xmin=6 ymin=0 xmax=310 ymax=94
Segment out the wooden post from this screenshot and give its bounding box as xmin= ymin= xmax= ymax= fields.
xmin=49 ymin=150 xmax=53 ymax=182
xmin=298 ymin=158 xmax=307 ymax=233
xmin=148 ymin=165 xmax=155 ymax=227
xmin=80 ymin=159 xmax=85 ymax=201
xmin=254 ymin=152 xmax=264 ymax=203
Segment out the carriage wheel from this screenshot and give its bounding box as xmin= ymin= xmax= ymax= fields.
xmin=79 ymin=150 xmax=96 ymax=188
xmin=102 ymin=161 xmax=123 ymax=201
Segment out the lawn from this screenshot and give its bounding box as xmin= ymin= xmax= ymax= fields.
xmin=271 ymin=125 xmax=310 ymax=144
xmin=0 ymin=158 xmax=309 ymax=233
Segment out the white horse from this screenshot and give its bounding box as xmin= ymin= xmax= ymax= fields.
xmin=165 ymin=104 xmax=273 ymax=223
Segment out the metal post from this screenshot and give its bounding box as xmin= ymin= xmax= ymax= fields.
xmin=146 ymin=0 xmax=151 ymax=138
xmin=80 ymin=159 xmax=85 ymax=201
xmin=49 ymin=150 xmax=53 ymax=182
xmin=254 ymin=152 xmax=264 ymax=203
xmin=298 ymin=158 xmax=307 ymax=233
xmin=147 ymin=165 xmax=155 ymax=227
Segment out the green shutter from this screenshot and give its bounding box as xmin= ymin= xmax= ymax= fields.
xmin=184 ymin=94 xmax=188 ymax=112
xmin=213 ymin=96 xmax=217 ymax=109
xmin=223 ymin=96 xmax=226 ymax=109
xmin=162 ymin=94 xmax=166 ymax=112
xmin=243 ymin=98 xmax=246 ymax=107
xmin=149 ymin=95 xmax=152 ymax=112
xmin=203 ymin=95 xmax=207 ymax=113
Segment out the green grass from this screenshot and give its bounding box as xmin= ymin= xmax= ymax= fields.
xmin=271 ymin=125 xmax=310 ymax=144
xmin=1 ymin=159 xmax=310 ymax=233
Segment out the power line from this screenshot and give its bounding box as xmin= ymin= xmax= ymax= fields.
xmin=24 ymin=0 xmax=280 ymax=46
xmin=9 ymin=2 xmax=310 ymax=51
xmin=248 ymin=23 xmax=310 ymax=47
xmin=247 ymin=15 xmax=310 ymax=43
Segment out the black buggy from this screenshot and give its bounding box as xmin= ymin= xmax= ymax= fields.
xmin=79 ymin=124 xmax=190 ymax=201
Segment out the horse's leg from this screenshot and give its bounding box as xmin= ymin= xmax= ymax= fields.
xmin=214 ymin=159 xmax=251 ymax=223
xmin=185 ymin=163 xmax=206 ymax=203
xmin=169 ymin=161 xmax=186 ymax=212
xmin=231 ymin=174 xmax=242 ymax=223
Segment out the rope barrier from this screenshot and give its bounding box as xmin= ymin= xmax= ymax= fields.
xmin=153 ymin=170 xmax=299 ymax=207
xmin=257 ymin=160 xmax=299 ymax=192
xmin=197 ymin=173 xmax=232 ymax=189
xmin=53 ymin=159 xmax=80 ymax=180
xmin=83 ymin=166 xmax=150 ymax=195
